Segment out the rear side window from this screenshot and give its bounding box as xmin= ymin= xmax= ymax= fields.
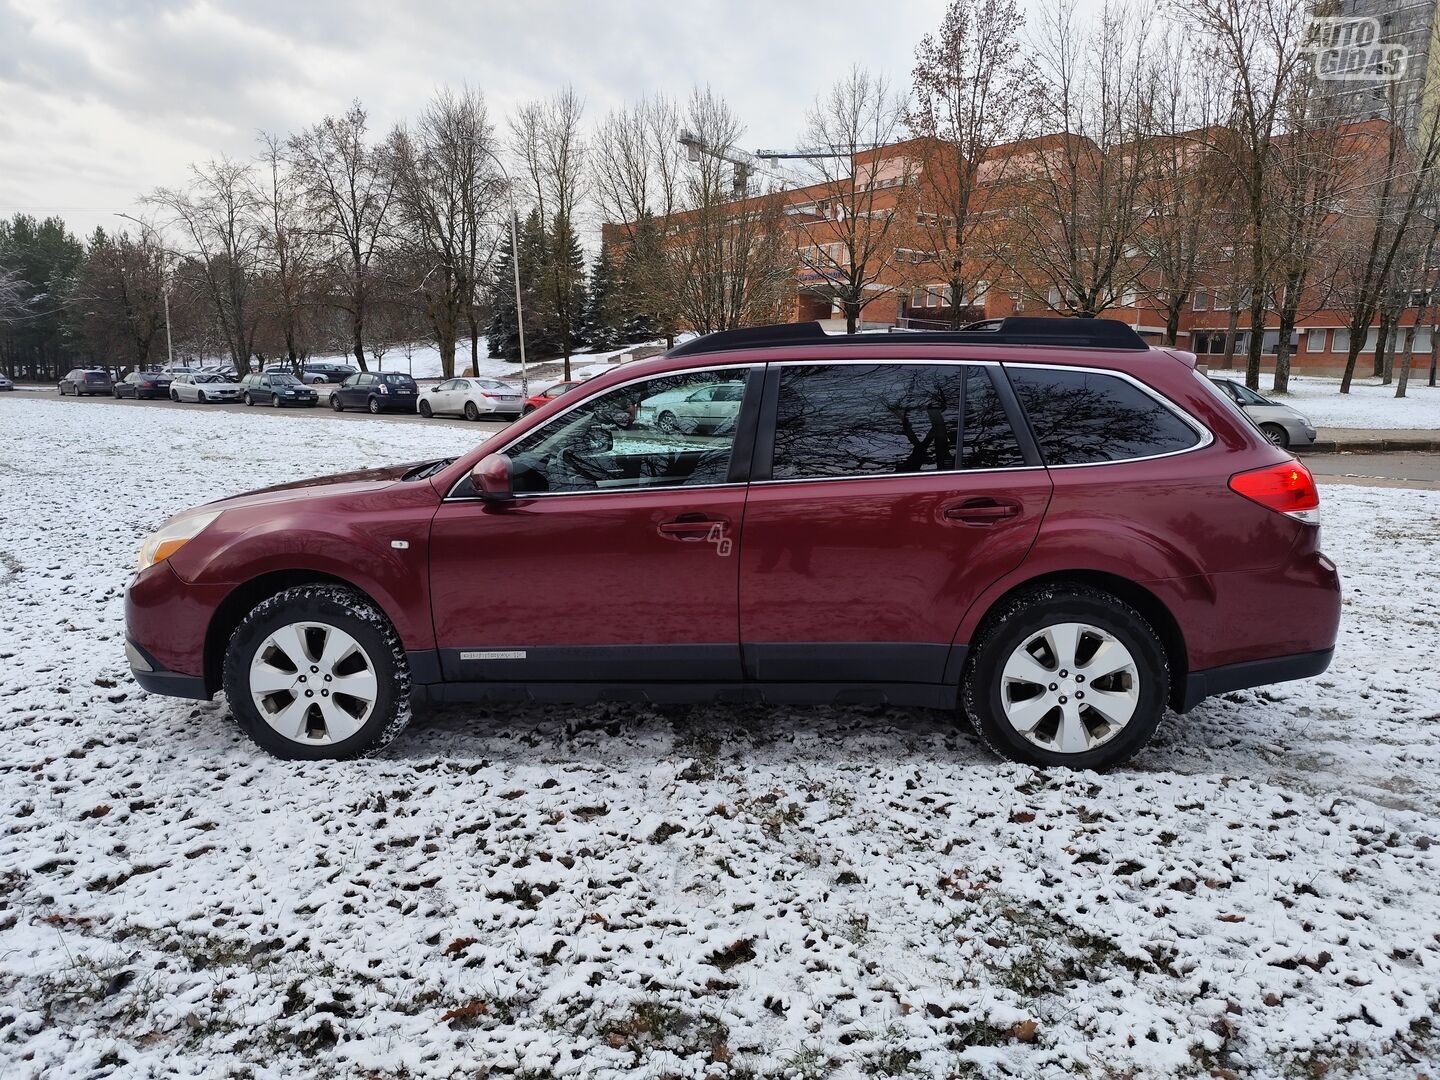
xmin=770 ymin=363 xmax=1025 ymax=480
xmin=1006 ymin=367 xmax=1200 ymax=465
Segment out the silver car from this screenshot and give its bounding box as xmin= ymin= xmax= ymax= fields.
xmin=171 ymin=373 xmax=242 ymax=404
xmin=635 ymin=380 xmax=746 ymax=434
xmin=1208 ymin=378 xmax=1316 ymax=449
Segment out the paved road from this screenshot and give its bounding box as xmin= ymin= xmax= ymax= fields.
xmin=8 ymin=389 xmax=1440 ymax=489
xmin=1305 ymin=452 xmax=1440 ymax=490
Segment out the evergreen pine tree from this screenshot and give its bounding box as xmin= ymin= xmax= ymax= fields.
xmin=582 ymin=243 xmax=624 ymax=352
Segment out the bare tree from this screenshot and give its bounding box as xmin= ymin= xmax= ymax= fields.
xmin=908 ymin=0 xmax=1031 ymax=329
xmin=73 ymin=226 xmax=167 ymax=368
xmin=513 ymin=87 xmax=588 ymax=377
xmin=146 ymin=158 xmax=263 ymax=370
xmin=387 ymin=87 xmax=503 ymax=379
xmin=252 ymin=134 xmax=321 ymax=367
xmin=794 ymin=67 xmax=915 ymax=333
xmin=1173 ymin=0 xmax=1312 ymax=388
xmin=289 ymin=102 xmax=396 ymax=371
xmin=1000 ymin=0 xmax=1157 ymax=319
xmin=667 ymin=88 xmax=793 ymax=334
xmin=592 ymin=94 xmax=687 ymax=344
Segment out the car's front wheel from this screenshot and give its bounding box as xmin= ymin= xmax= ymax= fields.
xmin=962 ymin=586 xmax=1169 ymax=770
xmin=418 ymin=399 xmax=432 ymax=418
xmin=223 ymin=585 xmax=412 ymax=760
xmin=243 ymin=393 xmax=254 ymax=406
xmin=1260 ymin=422 xmax=1290 ymax=449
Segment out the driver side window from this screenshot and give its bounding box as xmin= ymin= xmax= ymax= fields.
xmin=503 ymin=368 xmax=753 ymax=495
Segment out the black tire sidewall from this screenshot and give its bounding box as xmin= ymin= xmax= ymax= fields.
xmin=368 ymin=397 xmax=379 ymax=414
xmin=964 ymin=589 xmax=1169 ymax=770
xmin=464 ymin=401 xmax=478 ymax=421
xmin=419 ymin=400 xmax=431 ymax=418
xmin=1261 ymin=423 xmax=1289 ymax=449
xmin=223 ymin=587 xmax=408 ymax=760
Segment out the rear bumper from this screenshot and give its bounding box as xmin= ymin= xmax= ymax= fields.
xmin=1178 ymin=647 xmax=1333 ymax=712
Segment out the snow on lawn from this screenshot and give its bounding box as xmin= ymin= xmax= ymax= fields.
xmin=2 ymin=396 xmax=1439 ymax=1079
xmin=316 ymin=338 xmax=666 ymax=383
xmin=1207 ymin=368 xmax=1440 ymax=430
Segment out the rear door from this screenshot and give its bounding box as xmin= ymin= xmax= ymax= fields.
xmin=738 ymin=360 xmax=1053 ymax=686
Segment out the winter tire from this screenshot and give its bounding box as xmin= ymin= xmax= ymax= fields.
xmin=243 ymin=393 xmax=254 ymax=406
xmin=464 ymin=401 xmax=479 ymax=422
xmin=962 ymin=585 xmax=1169 ymax=770
xmin=331 ymin=394 xmax=343 ymax=412
xmin=223 ymin=584 xmax=412 ymax=760
xmin=658 ymin=410 xmax=678 ymax=433
xmin=368 ymin=397 xmax=380 ymax=414
xmin=197 ymin=390 xmax=207 ymax=403
xmin=418 ymin=400 xmax=432 ymax=418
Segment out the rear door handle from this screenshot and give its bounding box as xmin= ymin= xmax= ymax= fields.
xmin=943 ymin=498 xmax=1023 ymax=526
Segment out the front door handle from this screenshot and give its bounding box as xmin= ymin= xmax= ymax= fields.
xmin=657 ymin=514 xmax=729 ymax=541
xmin=942 ymin=498 xmax=1023 ymax=526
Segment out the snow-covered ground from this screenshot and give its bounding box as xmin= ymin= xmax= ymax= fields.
xmin=1 ymin=396 xmax=1439 ymax=1079
xmin=319 ymin=338 xmax=665 ymax=383
xmin=1207 ymin=369 xmax=1440 ymax=430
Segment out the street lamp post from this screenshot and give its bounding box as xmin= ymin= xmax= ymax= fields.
xmin=115 ymin=213 xmax=173 ymax=368
xmin=478 ymin=147 xmax=528 ymax=397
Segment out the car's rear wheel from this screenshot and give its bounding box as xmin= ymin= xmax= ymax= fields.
xmin=223 ymin=585 xmax=412 ymax=760
xmin=464 ymin=401 xmax=479 ymax=421
xmin=962 ymin=586 xmax=1169 ymax=770
xmin=418 ymin=399 xmax=432 ymax=418
xmin=1260 ymin=422 xmax=1289 ymax=449
xmin=368 ymin=397 xmax=380 ymax=414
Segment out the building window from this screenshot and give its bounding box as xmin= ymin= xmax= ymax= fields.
xmin=1193 ymin=289 xmax=1210 ymax=311
xmin=1306 ymin=328 xmax=1327 ymax=353
xmin=1334 ymin=328 xmax=1351 ymax=354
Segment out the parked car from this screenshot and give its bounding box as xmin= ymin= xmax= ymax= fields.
xmin=238 ymin=371 xmax=319 ymax=408
xmin=1207 ymin=378 xmax=1317 ymax=448
xmin=198 ymin=363 xmax=239 ymax=381
xmin=328 ymin=371 xmax=419 ymax=414
xmin=523 ymin=380 xmax=582 ymax=415
xmin=635 ymin=379 xmax=746 ymax=434
xmin=171 ymin=373 xmax=241 ymax=404
xmin=301 ymin=361 xmax=358 ymax=385
xmin=157 ymin=363 xmax=204 ymax=380
xmin=113 ymin=371 xmax=173 ymax=400
xmin=126 ymin=317 xmax=1340 ymax=768
xmin=59 ymin=369 xmax=113 ymax=396
xmin=418 ymin=377 xmax=523 ymax=420
xmin=0 ymin=373 xmax=15 ymax=391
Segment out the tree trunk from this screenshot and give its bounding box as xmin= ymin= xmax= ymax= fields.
xmin=1164 ymin=302 xmax=1181 ymax=347
xmin=1339 ymin=331 xmax=1366 ymax=394
xmin=1431 ymin=324 xmax=1439 ymax=387
xmin=437 ymin=324 xmax=456 ymax=381
xmin=352 ymin=317 xmax=368 ymax=372
xmin=1245 ymin=293 xmax=1265 ymax=389
xmin=1222 ymin=305 xmax=1241 ymax=369
xmin=1396 ymin=323 xmax=1418 ymax=398
xmin=1371 ymin=314 xmax=1388 ymax=378
xmin=845 ymin=300 xmax=860 ymax=335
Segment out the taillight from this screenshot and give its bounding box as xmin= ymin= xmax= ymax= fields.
xmin=1229 ymin=460 xmax=1320 ymax=524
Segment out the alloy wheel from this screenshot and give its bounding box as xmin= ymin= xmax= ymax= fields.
xmin=248 ymin=621 xmax=378 ymax=745
xmin=999 ymin=621 xmax=1140 ymax=754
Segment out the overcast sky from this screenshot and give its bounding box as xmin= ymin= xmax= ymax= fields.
xmin=0 ymin=0 xmax=1101 ymax=242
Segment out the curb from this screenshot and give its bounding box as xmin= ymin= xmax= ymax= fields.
xmin=1302 ymin=439 xmax=1440 ymax=455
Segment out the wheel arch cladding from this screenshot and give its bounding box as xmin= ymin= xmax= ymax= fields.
xmin=204 ymin=571 xmax=393 ymax=696
xmin=962 ymin=569 xmax=1189 ymax=709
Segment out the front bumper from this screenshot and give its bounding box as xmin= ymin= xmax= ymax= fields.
xmin=126 ymin=638 xmax=211 ymax=699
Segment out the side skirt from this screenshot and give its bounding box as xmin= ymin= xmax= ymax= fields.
xmin=415 ymin=679 xmax=957 ymax=710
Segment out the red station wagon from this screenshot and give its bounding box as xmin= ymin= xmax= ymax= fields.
xmin=125 ymin=318 xmax=1341 ymax=768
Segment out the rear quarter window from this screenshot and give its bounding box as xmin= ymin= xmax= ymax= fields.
xmin=1006 ymin=367 xmax=1201 ymax=465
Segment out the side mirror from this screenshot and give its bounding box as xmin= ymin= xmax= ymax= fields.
xmin=471 ymin=453 xmax=514 ymax=502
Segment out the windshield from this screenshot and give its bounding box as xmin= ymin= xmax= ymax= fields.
xmin=270 ymin=374 xmax=300 ymax=385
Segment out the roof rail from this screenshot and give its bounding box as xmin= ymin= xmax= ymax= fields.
xmin=666 ymin=316 xmax=1149 ymax=357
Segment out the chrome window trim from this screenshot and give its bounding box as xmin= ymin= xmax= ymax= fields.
xmin=1002 ymin=361 xmax=1214 ymax=468
xmin=443 ymin=361 xmax=761 ymax=502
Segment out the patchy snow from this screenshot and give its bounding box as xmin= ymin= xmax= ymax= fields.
xmin=310 ymin=338 xmax=667 ymax=383
xmin=1206 ymin=368 xmax=1440 ymax=430
xmin=1 ymin=396 xmax=1439 ymax=1079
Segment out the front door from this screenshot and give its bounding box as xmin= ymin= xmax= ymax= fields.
xmin=739 ymin=361 xmax=1053 ymax=685
xmin=429 ymin=365 xmax=760 ymax=684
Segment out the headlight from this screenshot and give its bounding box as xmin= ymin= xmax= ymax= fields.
xmin=137 ymin=509 xmax=223 ymax=571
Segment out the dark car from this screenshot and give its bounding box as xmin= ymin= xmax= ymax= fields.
xmin=113 ymin=370 xmax=173 ymax=400
xmin=239 ymin=371 xmax=318 ymax=408
xmin=328 ymin=371 xmax=419 ymax=414
xmin=126 ymin=317 xmax=1340 ymax=768
xmin=59 ymin=369 xmax=113 ymax=396
xmin=301 ymin=361 xmax=358 ymax=385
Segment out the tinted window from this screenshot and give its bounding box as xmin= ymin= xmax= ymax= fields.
xmin=1007 ymin=368 xmax=1200 ymax=465
xmin=503 ymin=369 xmax=750 ymax=495
xmin=770 ymin=363 xmax=1024 ymax=480
xmin=380 ymin=373 xmax=415 ymax=387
